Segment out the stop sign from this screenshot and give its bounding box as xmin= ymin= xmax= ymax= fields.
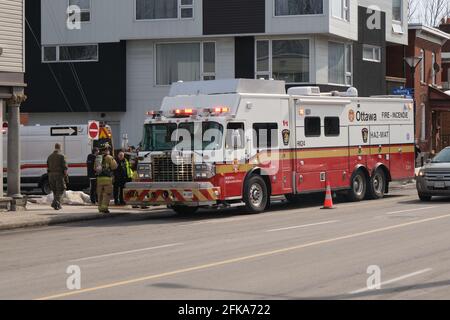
xmin=88 ymin=121 xmax=100 ymax=140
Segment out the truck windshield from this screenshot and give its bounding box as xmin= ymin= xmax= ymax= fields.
xmin=142 ymin=122 xmax=223 ymax=151
xmin=432 ymin=148 xmax=450 ymax=163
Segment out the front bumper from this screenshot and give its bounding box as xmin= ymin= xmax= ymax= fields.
xmin=123 ymin=182 xmax=221 ymax=207
xmin=416 ymin=177 xmax=450 ymax=196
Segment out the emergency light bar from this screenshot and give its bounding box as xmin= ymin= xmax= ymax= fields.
xmin=172 ymin=108 xmax=197 ymax=117
xmin=146 ymin=111 xmax=164 ymax=119
xmin=204 ymin=107 xmax=230 ymax=115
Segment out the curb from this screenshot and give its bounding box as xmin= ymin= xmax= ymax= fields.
xmin=0 ymin=207 xmax=166 ymax=231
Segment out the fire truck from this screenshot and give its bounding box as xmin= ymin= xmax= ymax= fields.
xmin=124 ymin=79 xmax=415 ymax=214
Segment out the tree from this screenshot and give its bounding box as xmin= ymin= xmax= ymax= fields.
xmin=408 ymin=0 xmax=421 ymax=22
xmin=423 ymin=0 xmax=449 ymax=27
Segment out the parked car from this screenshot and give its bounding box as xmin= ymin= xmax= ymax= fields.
xmin=416 ymin=147 xmax=450 ymax=201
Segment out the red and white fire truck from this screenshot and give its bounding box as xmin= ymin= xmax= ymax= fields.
xmin=124 ymin=79 xmax=415 ymax=214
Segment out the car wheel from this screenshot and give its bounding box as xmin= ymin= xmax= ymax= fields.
xmin=243 ymin=175 xmax=269 ymax=213
xmin=418 ymin=194 xmax=432 ymax=202
xmin=367 ymin=169 xmax=386 ymax=200
xmin=347 ymin=170 xmax=367 ymax=202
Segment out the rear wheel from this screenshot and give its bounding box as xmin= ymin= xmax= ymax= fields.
xmin=347 ymin=170 xmax=367 ymax=202
xmin=243 ymin=175 xmax=269 ymax=213
xmin=41 ymin=178 xmax=51 ymax=195
xmin=171 ymin=205 xmax=199 ymax=215
xmin=418 ymin=194 xmax=432 ymax=202
xmin=367 ymin=169 xmax=386 ymax=200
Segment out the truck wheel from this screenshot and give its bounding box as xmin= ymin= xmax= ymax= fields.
xmin=41 ymin=178 xmax=51 ymax=195
xmin=243 ymin=175 xmax=268 ymax=213
xmin=171 ymin=205 xmax=198 ymax=215
xmin=285 ymin=194 xmax=303 ymax=204
xmin=347 ymin=170 xmax=367 ymax=202
xmin=367 ymin=169 xmax=386 ymax=200
xmin=418 ymin=194 xmax=432 ymax=202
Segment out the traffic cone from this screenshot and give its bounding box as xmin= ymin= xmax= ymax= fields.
xmin=322 ymin=182 xmax=334 ymax=209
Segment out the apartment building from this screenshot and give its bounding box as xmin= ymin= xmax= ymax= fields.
xmin=22 ymin=0 xmax=408 ymax=145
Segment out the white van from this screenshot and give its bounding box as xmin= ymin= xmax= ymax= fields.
xmin=3 ymin=124 xmax=114 ymax=194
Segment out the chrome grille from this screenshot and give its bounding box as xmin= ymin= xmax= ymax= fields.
xmin=152 ymin=153 xmax=193 ymax=182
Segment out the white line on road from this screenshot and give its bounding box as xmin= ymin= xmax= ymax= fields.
xmin=70 ymin=243 xmax=183 ymax=262
xmin=386 ymin=206 xmax=437 ymax=215
xmin=266 ymin=220 xmax=339 ymax=232
xmin=350 ymin=268 xmax=432 ymax=295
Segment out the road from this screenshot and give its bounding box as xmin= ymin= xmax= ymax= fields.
xmin=1 ymin=187 xmax=450 ymax=300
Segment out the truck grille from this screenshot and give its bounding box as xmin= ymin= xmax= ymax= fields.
xmin=425 ymin=171 xmax=450 ymax=182
xmin=152 ymin=153 xmax=193 ymax=182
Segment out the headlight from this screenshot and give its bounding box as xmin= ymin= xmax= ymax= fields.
xmin=418 ymin=169 xmax=425 ymax=177
xmin=137 ymin=163 xmax=152 ymax=179
xmin=194 ymin=163 xmax=216 ymax=179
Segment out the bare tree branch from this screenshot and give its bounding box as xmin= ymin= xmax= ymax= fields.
xmin=424 ymin=0 xmax=449 ymax=27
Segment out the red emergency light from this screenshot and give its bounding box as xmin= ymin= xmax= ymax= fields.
xmin=172 ymin=108 xmax=196 ymax=117
xmin=205 ymin=106 xmax=230 ymax=115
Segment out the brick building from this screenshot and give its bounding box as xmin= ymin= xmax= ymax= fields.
xmin=388 ymin=24 xmax=450 ymax=156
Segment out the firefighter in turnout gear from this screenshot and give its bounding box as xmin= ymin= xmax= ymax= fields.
xmin=95 ymin=143 xmax=118 ymax=213
xmin=47 ymin=143 xmax=68 ymax=210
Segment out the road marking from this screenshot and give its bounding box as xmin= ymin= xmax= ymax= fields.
xmin=36 ymin=213 xmax=450 ymax=300
xmin=349 ymin=268 xmax=432 ymax=295
xmin=69 ymin=243 xmax=183 ymax=262
xmin=266 ymin=220 xmax=339 ymax=232
xmin=386 ymin=206 xmax=437 ymax=215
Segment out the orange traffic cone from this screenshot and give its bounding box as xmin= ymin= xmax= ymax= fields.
xmin=322 ymin=182 xmax=334 ymax=209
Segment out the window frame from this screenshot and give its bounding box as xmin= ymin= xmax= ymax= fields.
xmin=273 ymin=0 xmax=325 ymax=18
xmin=324 ymin=117 xmax=340 ymax=137
xmin=362 ymin=44 xmax=382 ymax=63
xmin=41 ymin=44 xmax=99 ymax=63
xmin=304 ymin=116 xmax=321 ymax=137
xmin=432 ymin=52 xmax=437 ymax=86
xmin=420 ymin=49 xmax=425 ymax=84
xmin=154 ymin=41 xmax=216 ymax=87
xmin=252 ymin=123 xmax=279 ymax=150
xmin=135 ymin=0 xmax=194 ymax=21
xmin=226 ymin=122 xmax=245 ymax=150
xmin=328 ymin=41 xmax=353 ymax=86
xmin=255 ymin=38 xmax=311 ymax=84
xmin=332 ymin=0 xmax=350 ymax=22
xmin=392 ymin=0 xmax=403 ymax=23
xmin=67 ymin=0 xmax=92 ymax=23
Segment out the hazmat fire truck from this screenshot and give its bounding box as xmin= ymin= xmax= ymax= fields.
xmin=124 ymin=79 xmax=415 ymax=214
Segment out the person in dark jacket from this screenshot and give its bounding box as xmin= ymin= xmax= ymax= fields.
xmin=86 ymin=147 xmax=99 ymax=204
xmin=47 ymin=143 xmax=68 ymax=210
xmin=113 ymin=151 xmax=133 ymax=205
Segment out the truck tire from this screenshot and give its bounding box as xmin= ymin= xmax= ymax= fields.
xmin=171 ymin=205 xmax=198 ymax=215
xmin=347 ymin=170 xmax=367 ymax=202
xmin=41 ymin=178 xmax=51 ymax=195
xmin=367 ymin=169 xmax=386 ymax=200
xmin=243 ymin=175 xmax=268 ymax=213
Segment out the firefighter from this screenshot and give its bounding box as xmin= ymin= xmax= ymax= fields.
xmin=95 ymin=143 xmax=118 ymax=213
xmin=47 ymin=143 xmax=68 ymax=210
xmin=113 ymin=151 xmax=133 ymax=205
xmin=86 ymin=147 xmax=99 ymax=204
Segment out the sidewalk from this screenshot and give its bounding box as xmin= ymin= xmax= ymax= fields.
xmin=0 ymin=203 xmax=165 ymax=231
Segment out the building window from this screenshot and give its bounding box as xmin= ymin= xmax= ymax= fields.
xmin=155 ymin=42 xmax=216 ymax=85
xmin=332 ymin=0 xmax=349 ymax=21
xmin=328 ymin=42 xmax=352 ymax=85
xmin=42 ymin=44 xmax=98 ymax=63
xmin=362 ymin=45 xmax=381 ymax=63
xmin=392 ymin=0 xmax=402 ymax=22
xmin=69 ymin=0 xmax=91 ymax=22
xmin=432 ymin=52 xmax=437 ymax=85
xmin=255 ymin=39 xmax=310 ymax=83
xmin=274 ymin=0 xmax=323 ymax=16
xmin=420 ymin=49 xmax=425 ymax=83
xmin=136 ymin=0 xmax=193 ymax=20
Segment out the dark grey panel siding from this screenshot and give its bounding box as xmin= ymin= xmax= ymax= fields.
xmin=22 ymin=0 xmax=126 ymax=113
xmin=353 ymin=6 xmax=387 ymax=97
xmin=203 ymin=0 xmax=265 ymax=35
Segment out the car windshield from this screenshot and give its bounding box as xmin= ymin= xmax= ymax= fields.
xmin=432 ymin=148 xmax=450 ymax=163
xmin=142 ymin=122 xmax=223 ymax=151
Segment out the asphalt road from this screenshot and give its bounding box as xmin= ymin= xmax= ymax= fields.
xmin=1 ymin=187 xmax=450 ymax=300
